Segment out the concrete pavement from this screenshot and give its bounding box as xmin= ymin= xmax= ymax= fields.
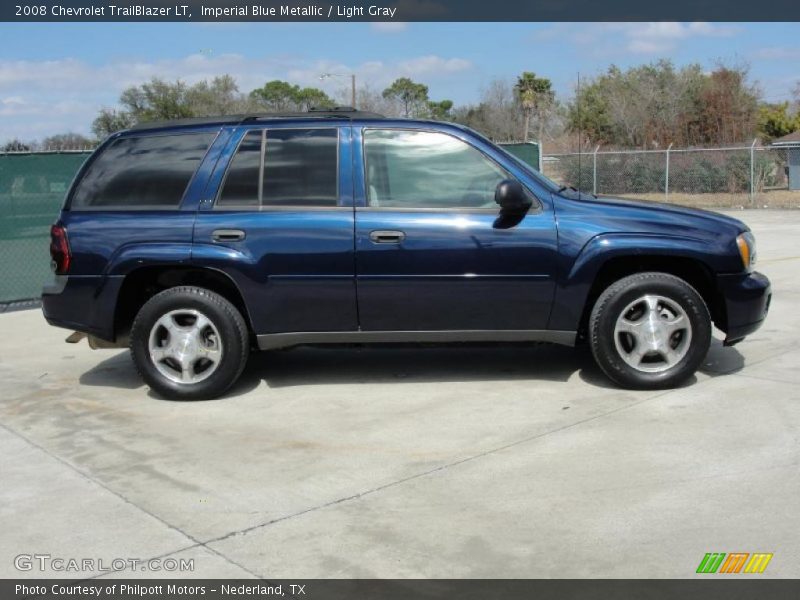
xmin=1 ymin=209 xmax=798 ymax=579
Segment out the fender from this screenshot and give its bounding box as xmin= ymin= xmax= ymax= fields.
xmin=110 ymin=257 xmax=254 ymax=340
xmin=547 ymin=232 xmax=729 ymax=332
xmin=104 ymin=242 xmax=196 ymax=276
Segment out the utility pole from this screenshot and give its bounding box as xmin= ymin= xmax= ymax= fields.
xmin=320 ymin=73 xmax=357 ymax=108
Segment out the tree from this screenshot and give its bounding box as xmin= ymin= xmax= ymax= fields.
xmin=347 ymin=84 xmax=401 ymax=117
xmin=41 ymin=133 xmax=94 ymax=150
xmin=249 ymin=80 xmax=333 ymax=112
xmin=250 ymin=80 xmax=301 ymax=111
xmin=568 ymin=60 xmax=759 ymax=148
xmin=92 ymin=108 xmax=135 ymax=138
xmin=427 ymin=99 xmax=453 ymax=120
xmin=515 ymin=72 xmax=554 ymax=142
xmin=119 ymin=78 xmax=194 ymax=121
xmin=451 ymin=79 xmax=524 ymax=141
xmin=92 ymin=76 xmax=338 ymax=139
xmin=1 ymin=139 xmax=31 ymax=152
xmin=294 ymin=87 xmax=335 ymax=111
xmin=382 ymin=77 xmax=429 ymax=117
xmin=698 ymin=65 xmax=758 ymax=145
xmin=185 ymin=75 xmax=243 ymax=116
xmin=758 ymin=102 xmax=800 ymax=141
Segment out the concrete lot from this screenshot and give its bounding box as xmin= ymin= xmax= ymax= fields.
xmin=1 ymin=209 xmax=798 ymax=579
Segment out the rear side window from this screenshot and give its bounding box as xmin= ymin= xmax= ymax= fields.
xmin=217 ymin=128 xmax=338 ymax=208
xmin=71 ymin=133 xmax=215 ymax=208
xmin=218 ymin=131 xmax=261 ymax=206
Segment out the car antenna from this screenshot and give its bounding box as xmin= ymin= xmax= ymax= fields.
xmin=577 ymin=71 xmax=582 ymax=195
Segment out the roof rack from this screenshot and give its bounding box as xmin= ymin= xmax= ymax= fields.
xmin=129 ymin=107 xmax=385 ymax=131
xmin=243 ymin=106 xmax=385 ymax=121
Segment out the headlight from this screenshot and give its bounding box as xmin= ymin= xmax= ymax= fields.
xmin=736 ymin=231 xmax=756 ymax=271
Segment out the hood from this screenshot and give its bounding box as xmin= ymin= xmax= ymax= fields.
xmin=588 ymin=194 xmax=748 ymax=231
xmin=556 ymin=190 xmax=749 ymax=237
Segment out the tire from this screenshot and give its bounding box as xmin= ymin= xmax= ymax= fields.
xmin=129 ymin=286 xmax=249 ymax=400
xmin=589 ymin=272 xmax=711 ymax=389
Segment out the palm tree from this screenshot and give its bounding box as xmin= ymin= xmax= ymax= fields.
xmin=515 ymin=72 xmax=554 ymax=142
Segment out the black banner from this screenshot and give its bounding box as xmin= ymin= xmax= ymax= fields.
xmin=4 ymin=0 xmax=800 ymax=22
xmin=5 ymin=580 xmax=800 ymax=600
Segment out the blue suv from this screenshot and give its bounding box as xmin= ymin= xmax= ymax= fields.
xmin=42 ymin=109 xmax=771 ymax=399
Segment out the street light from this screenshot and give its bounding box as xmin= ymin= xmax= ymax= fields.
xmin=319 ymin=73 xmax=356 ymax=109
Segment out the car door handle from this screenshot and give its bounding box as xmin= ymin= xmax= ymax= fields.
xmin=211 ymin=229 xmax=246 ymax=242
xmin=369 ymin=230 xmax=406 ymax=244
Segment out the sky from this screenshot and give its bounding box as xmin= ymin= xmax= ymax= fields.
xmin=0 ymin=21 xmax=799 ymax=141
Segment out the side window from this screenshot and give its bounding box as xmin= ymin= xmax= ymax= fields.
xmin=263 ymin=129 xmax=338 ymax=207
xmin=71 ymin=133 xmax=215 ymax=208
xmin=218 ymin=131 xmax=261 ymax=206
xmin=364 ymin=129 xmax=508 ymax=209
xmin=217 ymin=128 xmax=339 ymax=208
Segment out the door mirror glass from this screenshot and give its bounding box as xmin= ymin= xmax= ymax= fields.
xmin=495 ymin=179 xmax=532 ymax=214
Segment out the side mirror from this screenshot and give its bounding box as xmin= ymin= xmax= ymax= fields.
xmin=495 ymin=180 xmax=532 ymax=214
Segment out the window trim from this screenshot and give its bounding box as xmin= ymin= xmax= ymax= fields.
xmin=214 ymin=126 xmax=342 ymax=211
xmin=68 ymin=130 xmax=218 ymax=212
xmin=360 ymin=126 xmax=541 ymax=214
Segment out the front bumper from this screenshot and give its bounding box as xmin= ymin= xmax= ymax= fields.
xmin=716 ymin=270 xmax=771 ymax=345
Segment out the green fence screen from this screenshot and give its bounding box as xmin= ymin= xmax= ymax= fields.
xmin=0 ymin=152 xmax=91 ymax=303
xmin=498 ymin=142 xmax=541 ymax=172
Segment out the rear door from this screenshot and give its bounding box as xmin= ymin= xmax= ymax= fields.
xmin=354 ymin=126 xmax=558 ymax=332
xmin=192 ymin=123 xmax=357 ymax=335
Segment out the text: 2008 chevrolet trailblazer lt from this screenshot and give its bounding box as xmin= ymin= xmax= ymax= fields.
xmin=42 ymin=109 xmax=771 ymax=400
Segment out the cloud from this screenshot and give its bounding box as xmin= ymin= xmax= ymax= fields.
xmin=533 ymin=22 xmax=741 ymax=56
xmin=0 ymin=52 xmax=473 ymax=140
xmin=753 ymin=47 xmax=800 ymax=60
xmin=624 ymin=22 xmax=739 ymax=54
xmin=1 ymin=96 xmax=25 ymax=106
xmin=397 ymin=55 xmax=472 ymax=75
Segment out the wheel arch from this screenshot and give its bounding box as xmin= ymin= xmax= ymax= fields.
xmin=113 ymin=265 xmax=254 ymax=343
xmin=574 ymin=254 xmax=723 ymax=341
xmin=549 ymin=233 xmax=727 ymax=337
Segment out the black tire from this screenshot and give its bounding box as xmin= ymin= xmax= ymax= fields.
xmin=589 ymin=272 xmax=711 ymax=389
xmin=129 ymin=286 xmax=249 ymax=400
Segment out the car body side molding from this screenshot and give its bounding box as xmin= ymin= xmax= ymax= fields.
xmin=256 ymin=329 xmax=576 ymax=350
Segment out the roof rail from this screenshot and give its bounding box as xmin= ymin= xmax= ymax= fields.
xmin=128 ymin=108 xmax=386 ymax=131
xmin=128 ymin=115 xmax=246 ymax=130
xmin=244 ymin=107 xmax=385 ymax=121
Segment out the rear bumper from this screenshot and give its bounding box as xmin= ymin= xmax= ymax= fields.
xmin=717 ymin=270 xmax=771 ymax=345
xmin=41 ymin=274 xmax=122 ymax=341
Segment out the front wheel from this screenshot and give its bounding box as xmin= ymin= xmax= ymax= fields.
xmin=130 ymin=286 xmax=249 ymax=400
xmin=589 ymin=272 xmax=711 ymax=389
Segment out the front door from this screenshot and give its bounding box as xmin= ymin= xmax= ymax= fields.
xmin=354 ymin=127 xmax=558 ymax=332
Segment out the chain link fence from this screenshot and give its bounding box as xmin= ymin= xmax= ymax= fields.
xmin=542 ymin=145 xmax=795 ymax=209
xmin=0 ymin=150 xmax=91 ymax=305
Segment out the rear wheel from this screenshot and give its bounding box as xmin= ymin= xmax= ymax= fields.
xmin=130 ymin=286 xmax=249 ymax=400
xmin=589 ymin=272 xmax=711 ymax=389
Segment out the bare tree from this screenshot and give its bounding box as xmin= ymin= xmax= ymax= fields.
xmin=346 ymin=84 xmax=403 ymax=116
xmin=41 ymin=133 xmax=94 ymax=151
xmin=450 ymin=79 xmax=521 ymax=141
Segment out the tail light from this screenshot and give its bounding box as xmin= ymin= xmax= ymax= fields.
xmin=50 ymin=224 xmax=71 ymax=275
